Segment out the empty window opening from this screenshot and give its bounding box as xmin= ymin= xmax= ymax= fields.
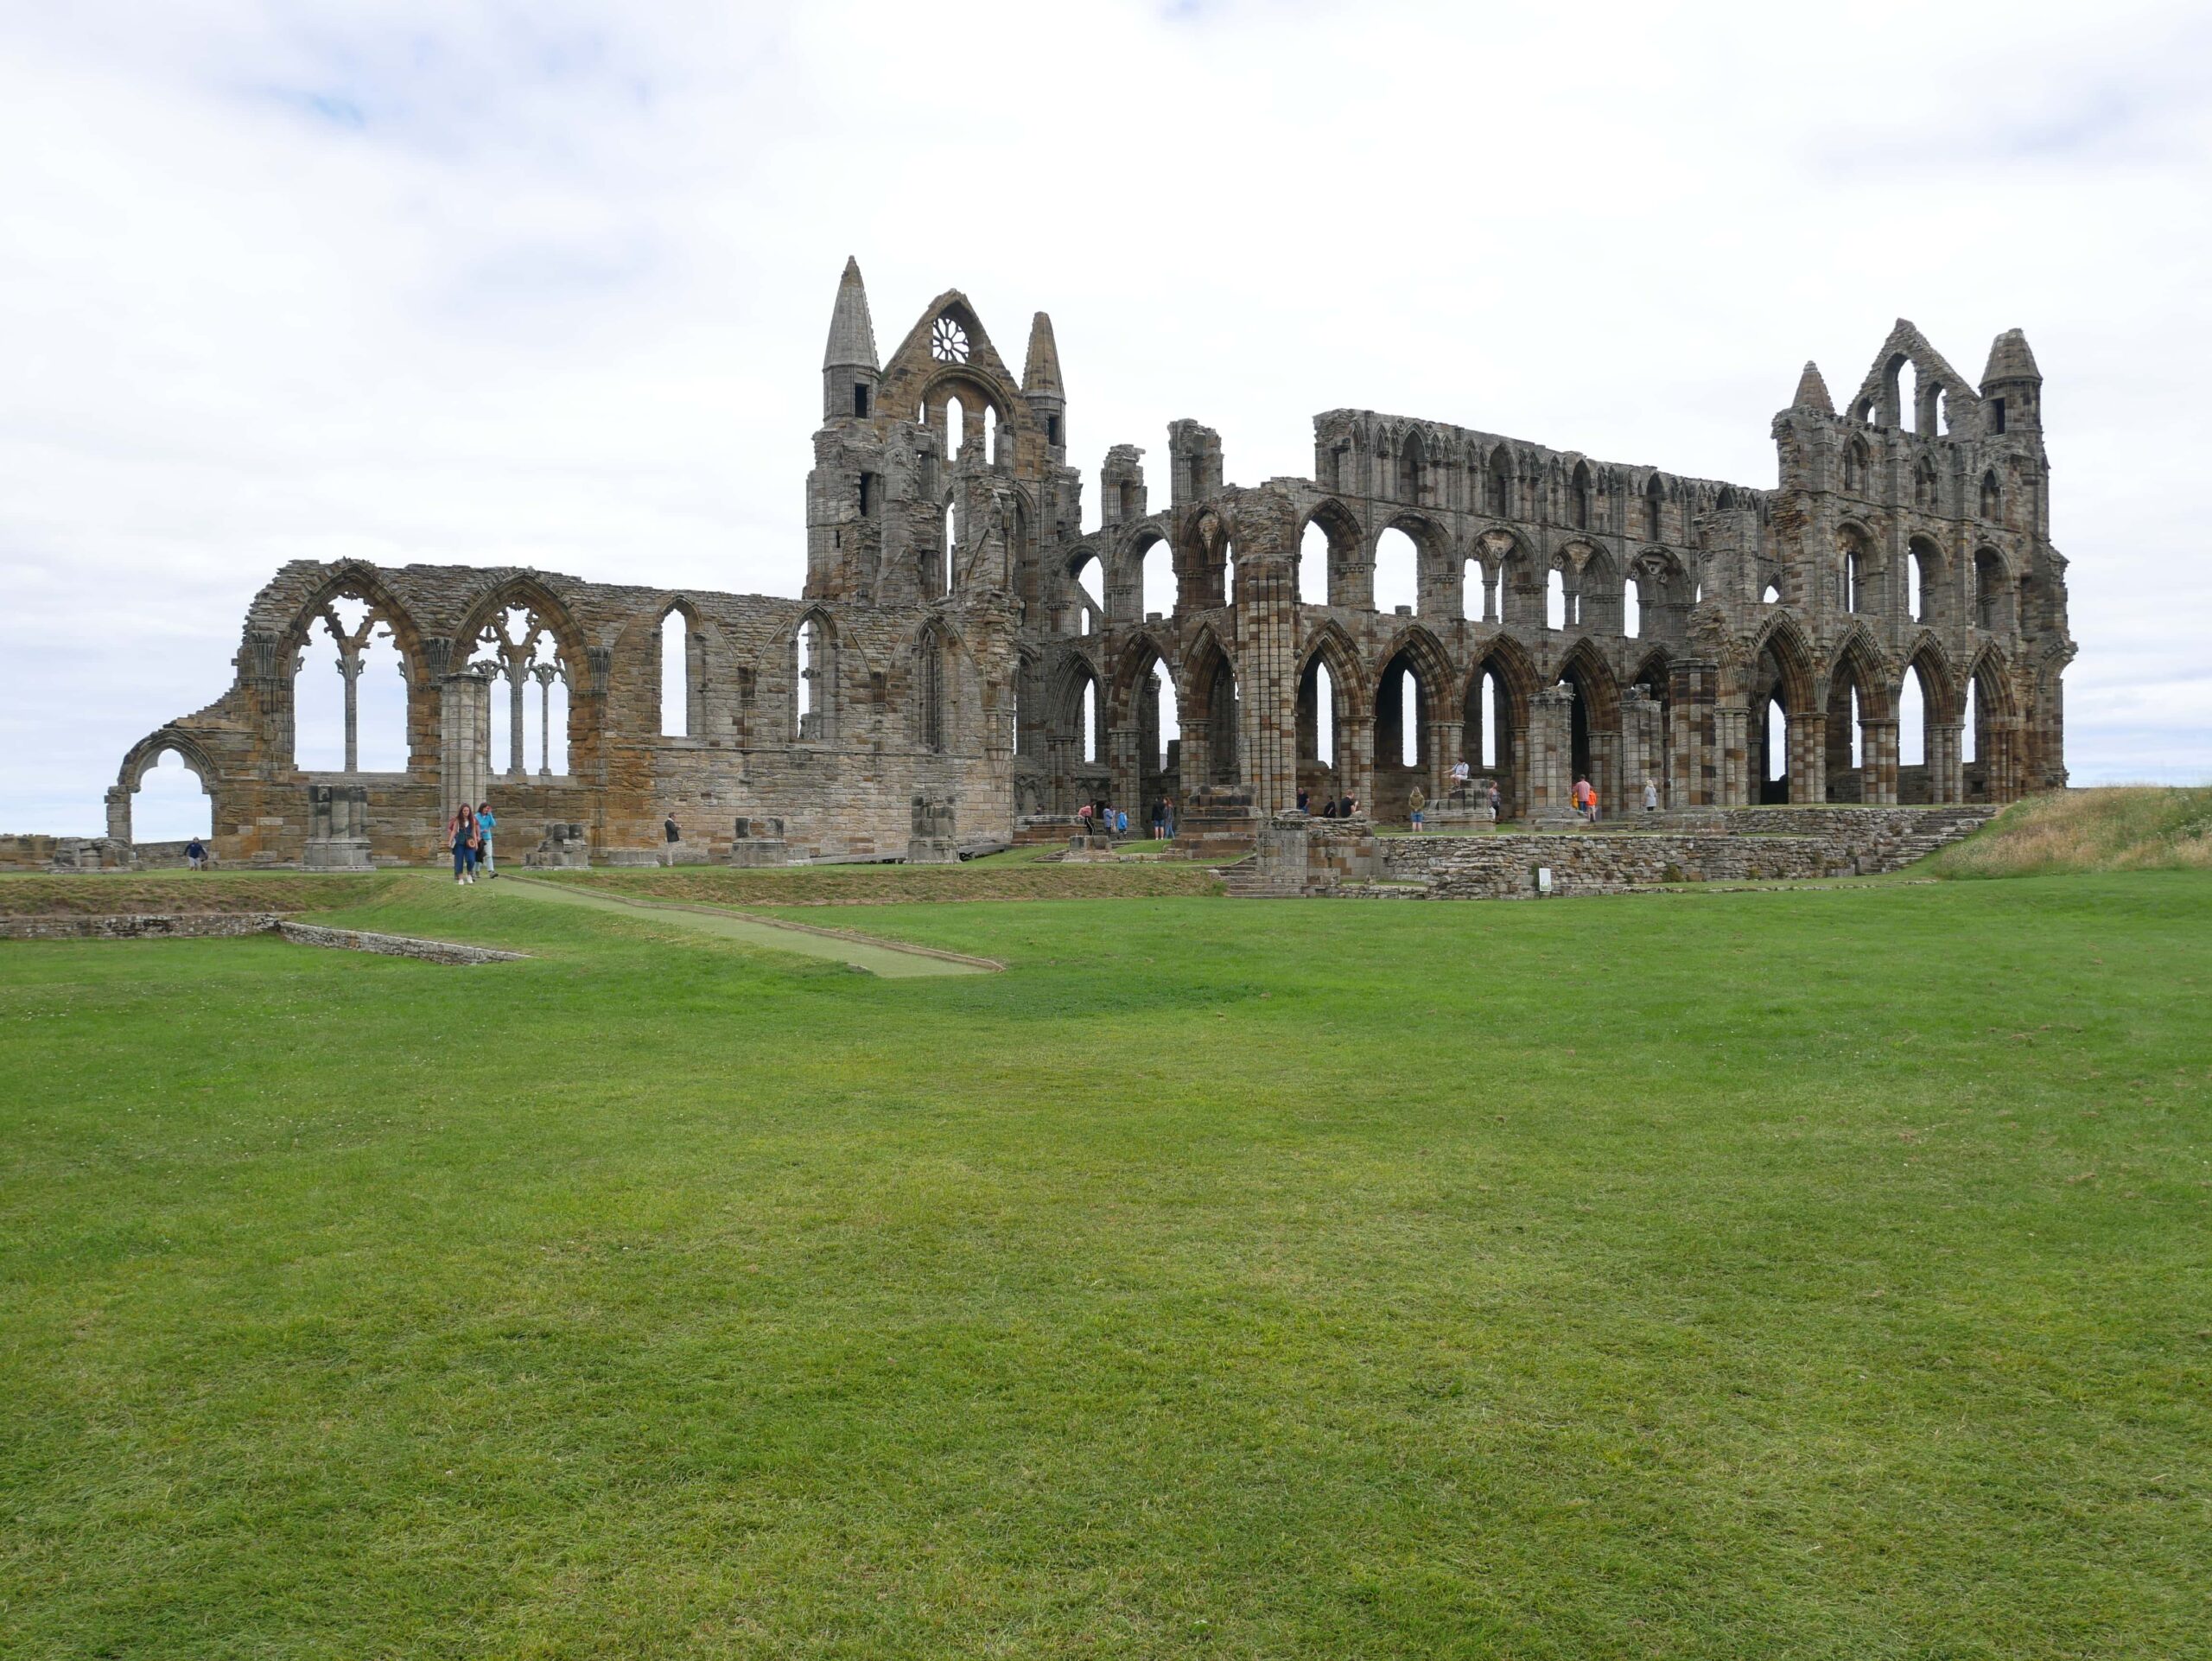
xmin=295 ymin=604 xmax=407 ymax=773
xmin=1046 ymin=415 xmax=1061 ymax=446
xmin=1546 ymin=568 xmax=1567 ymax=630
xmin=1398 ymin=669 xmax=1420 ymax=767
xmin=1766 ymin=701 xmax=1788 ymax=783
xmin=1900 ymin=666 xmax=1928 ymax=767
xmin=1140 ymin=538 xmax=1177 ymax=620
xmin=853 ymin=384 xmax=871 ymax=417
xmin=1571 ymin=461 xmax=1592 ymax=531
xmin=1989 ymin=398 xmax=2006 ymax=435
xmin=945 ymin=398 xmax=964 ymax=455
xmin=135 ymin=749 xmax=212 ymax=842
xmin=1963 ymin=678 xmax=1979 ymax=763
xmin=1462 ymin=558 xmax=1486 ymax=621
xmin=1480 ymin=671 xmax=1500 ymax=768
xmin=1398 ymin=432 xmax=1424 ymax=502
xmin=1149 ymin=659 xmax=1180 ymax=771
xmin=1908 ymin=545 xmax=1929 ymax=620
xmin=1487 ymin=448 xmax=1512 ymax=517
xmin=797 ymin=619 xmax=819 ymax=737
xmin=659 ymin=610 xmax=690 ymax=737
xmin=1081 ymin=679 xmax=1098 ymax=764
xmin=1624 ymin=576 xmax=1642 ymax=640
xmin=1374 ymin=528 xmax=1419 ymax=614
xmin=1848 ymin=685 xmax=1863 ymax=768
xmin=1643 ymin=476 xmax=1663 ymax=541
xmin=983 ymin=404 xmax=998 ymax=462
xmin=1071 ymin=554 xmax=1103 ymax=635
xmin=858 ymin=473 xmax=874 ymax=517
xmin=1762 ymin=580 xmax=1782 ymax=605
xmin=943 ymin=494 xmax=960 ymax=595
xmin=1300 ymin=519 xmax=1329 ymax=605
xmin=1846 ymin=550 xmax=1863 ymax=613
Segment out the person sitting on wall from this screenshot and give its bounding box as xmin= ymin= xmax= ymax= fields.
xmin=1448 ymin=758 xmax=1471 ymax=802
xmin=184 ymin=836 xmax=207 ymax=871
xmin=1296 ymin=786 xmax=1310 ymax=814
xmin=1320 ymin=795 xmax=1338 ymax=818
xmin=1339 ymin=794 xmax=1356 ymax=818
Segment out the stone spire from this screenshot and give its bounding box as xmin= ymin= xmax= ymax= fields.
xmin=1022 ymin=310 xmax=1066 ymax=450
xmin=1021 ymin=312 xmax=1064 ymax=398
xmin=821 ymin=256 xmax=879 ymax=373
xmin=1980 ymin=328 xmax=2041 ymax=387
xmin=1790 ymin=360 xmax=1835 ymax=415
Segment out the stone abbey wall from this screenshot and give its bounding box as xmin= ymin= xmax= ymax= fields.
xmin=104 ymin=261 xmax=2072 ymax=865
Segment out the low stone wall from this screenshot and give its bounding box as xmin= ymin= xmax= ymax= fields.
xmin=1382 ymin=834 xmax=1834 ymax=899
xmin=0 ymin=912 xmax=524 ymax=964
xmin=0 ymin=912 xmax=280 ymax=941
xmin=275 ymin=922 xmax=527 ymax=964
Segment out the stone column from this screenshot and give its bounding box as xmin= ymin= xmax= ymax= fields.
xmin=1108 ymin=723 xmax=1142 ymax=819
xmin=1234 ymin=537 xmax=1302 ymax=814
xmin=1861 ymin=718 xmax=1899 ymax=805
xmin=1789 ymin=712 xmax=1827 ymax=805
xmin=1529 ymin=684 xmax=1573 ymax=820
xmin=1930 ymin=721 xmax=1963 ymax=804
xmin=1715 ymin=706 xmax=1749 ymax=807
xmin=440 ymin=671 xmax=492 ymax=820
xmin=1621 ymin=687 xmax=1666 ymax=808
xmin=1668 ymin=659 xmax=1719 ymax=807
xmin=337 ymin=650 xmax=363 ymax=773
xmin=1427 ymin=720 xmax=1458 ymax=804
xmin=507 ymin=662 xmax=528 ymax=777
xmin=533 ymin=665 xmax=557 ymax=775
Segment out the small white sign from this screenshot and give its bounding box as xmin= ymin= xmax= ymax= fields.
xmin=1536 ymin=867 xmax=1553 ymax=894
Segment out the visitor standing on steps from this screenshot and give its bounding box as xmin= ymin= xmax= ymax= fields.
xmin=475 ymin=801 xmax=498 ymax=877
xmin=1408 ymin=785 xmax=1425 ymax=833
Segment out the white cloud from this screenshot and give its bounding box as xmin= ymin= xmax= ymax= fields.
xmin=3 ymin=0 xmax=2209 ymax=832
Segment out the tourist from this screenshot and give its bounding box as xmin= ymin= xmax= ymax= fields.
xmin=1161 ymin=795 xmax=1175 ymax=839
xmin=1408 ymin=784 xmax=1426 ymax=833
xmin=1150 ymin=796 xmax=1166 ymax=839
xmin=664 ymin=811 xmax=681 ymax=845
xmin=1077 ymin=801 xmax=1094 ymax=834
xmin=1320 ymin=795 xmax=1338 ymax=818
xmin=446 ymin=805 xmax=476 ymax=884
xmin=1643 ymin=777 xmax=1660 ymax=813
xmin=184 ymin=836 xmax=207 ymax=871
xmin=1296 ymin=786 xmax=1310 ymax=814
xmin=1449 ymin=758 xmax=1471 ymax=800
xmin=1574 ymin=775 xmax=1596 ymax=823
xmin=1340 ymin=794 xmax=1357 ymax=818
xmin=1115 ymin=806 xmax=1128 ymax=837
xmin=1487 ymin=780 xmax=1502 ymax=819
xmin=475 ymin=800 xmax=499 ymax=878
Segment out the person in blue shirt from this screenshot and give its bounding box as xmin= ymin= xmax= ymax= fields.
xmin=474 ymin=801 xmax=499 ymax=878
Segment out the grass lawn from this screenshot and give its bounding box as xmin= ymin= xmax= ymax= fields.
xmin=3 ymin=870 xmax=2209 ymax=1658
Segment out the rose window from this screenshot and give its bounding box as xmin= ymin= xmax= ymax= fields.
xmin=929 ymin=316 xmax=969 ymax=364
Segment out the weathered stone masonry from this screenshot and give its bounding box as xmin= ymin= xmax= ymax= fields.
xmin=105 ymin=264 xmax=2071 ymax=864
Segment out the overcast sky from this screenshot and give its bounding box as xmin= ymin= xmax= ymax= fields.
xmin=3 ymin=0 xmax=2208 ymax=833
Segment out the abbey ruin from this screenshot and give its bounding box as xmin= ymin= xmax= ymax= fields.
xmin=98 ymin=261 xmax=2072 ymax=866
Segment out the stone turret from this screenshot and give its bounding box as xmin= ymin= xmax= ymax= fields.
xmin=1789 ymin=361 xmax=1834 ymax=415
xmin=1021 ymin=311 xmax=1066 ymax=455
xmin=821 ymin=256 xmax=880 ymax=423
xmin=1979 ymin=328 xmax=2041 ymax=436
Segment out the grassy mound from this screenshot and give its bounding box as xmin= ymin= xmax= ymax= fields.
xmin=548 ymin=852 xmax=1224 ymax=907
xmin=0 ymin=870 xmax=397 ymax=916
xmin=1929 ymin=786 xmax=2212 ymax=877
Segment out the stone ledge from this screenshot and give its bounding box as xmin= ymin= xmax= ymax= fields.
xmin=0 ymin=913 xmax=524 ymax=964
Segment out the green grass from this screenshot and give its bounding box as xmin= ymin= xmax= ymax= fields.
xmin=3 ymin=872 xmax=2209 ymax=1658
xmin=1929 ymin=786 xmax=2212 ymax=877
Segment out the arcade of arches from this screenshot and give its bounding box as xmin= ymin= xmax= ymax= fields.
xmin=91 ymin=272 xmax=2068 ymax=865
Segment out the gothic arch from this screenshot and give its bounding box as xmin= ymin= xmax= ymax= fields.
xmin=1300 ymin=620 xmax=1372 ymax=722
xmin=278 ymin=563 xmax=429 ymax=677
xmin=117 ymin=727 xmax=218 ymax=795
xmin=455 ymin=576 xmax=592 ymax=686
xmin=1742 ymin=613 xmax=1819 ymax=714
xmin=1826 ymin=625 xmax=1896 ymax=723
xmin=1370 ymin=622 xmax=1453 ymax=722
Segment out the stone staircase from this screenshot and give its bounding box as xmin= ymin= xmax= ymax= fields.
xmin=1847 ymin=805 xmax=1998 ymax=875
xmin=1215 ymin=855 xmax=1306 ymax=898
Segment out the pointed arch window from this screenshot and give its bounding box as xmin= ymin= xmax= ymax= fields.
xmin=1643 ymin=475 xmax=1664 ymax=541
